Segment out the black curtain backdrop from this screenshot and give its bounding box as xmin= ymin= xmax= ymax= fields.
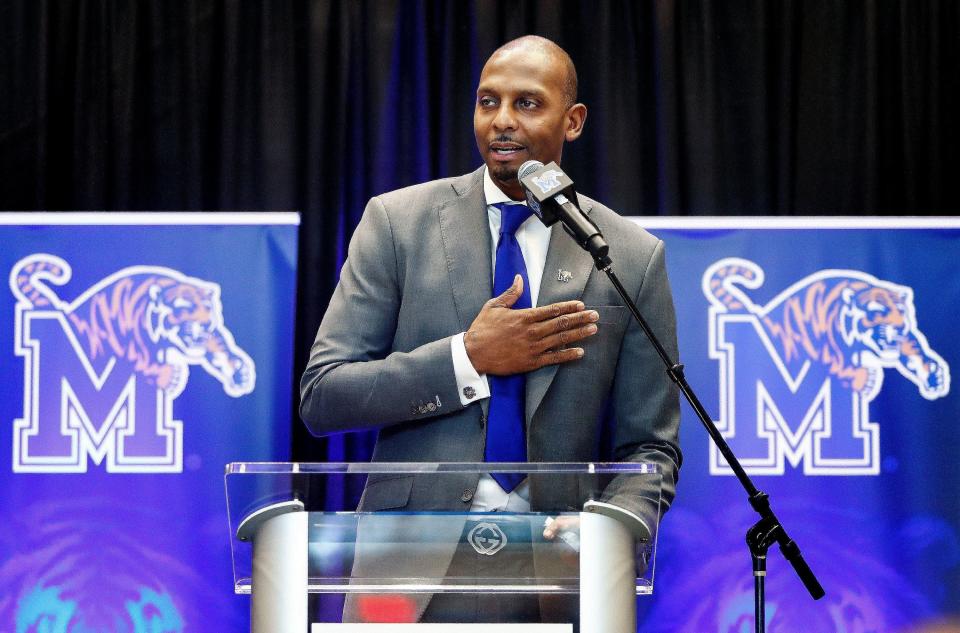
xmin=2 ymin=1 xmax=959 ymax=464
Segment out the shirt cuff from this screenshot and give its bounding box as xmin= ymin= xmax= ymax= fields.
xmin=451 ymin=332 xmax=490 ymax=405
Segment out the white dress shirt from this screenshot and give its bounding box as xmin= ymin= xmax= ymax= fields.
xmin=448 ymin=166 xmax=552 ymax=511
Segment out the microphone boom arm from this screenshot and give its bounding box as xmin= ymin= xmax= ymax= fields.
xmin=597 ymin=252 xmax=825 ymax=629
xmin=516 ymin=158 xmax=824 ymax=625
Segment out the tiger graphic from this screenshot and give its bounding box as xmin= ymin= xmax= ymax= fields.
xmin=10 ymin=253 xmax=255 ymax=398
xmin=703 ymin=257 xmax=949 ymax=401
xmin=0 ymin=497 xmax=247 ymax=632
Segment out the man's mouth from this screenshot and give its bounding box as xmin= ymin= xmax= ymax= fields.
xmin=489 ymin=141 xmax=526 ymax=160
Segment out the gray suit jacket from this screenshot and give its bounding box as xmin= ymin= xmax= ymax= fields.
xmin=300 ymin=166 xmax=681 ymax=621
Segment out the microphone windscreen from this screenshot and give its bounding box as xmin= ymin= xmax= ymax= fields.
xmin=518 ymin=160 xmax=544 ymax=180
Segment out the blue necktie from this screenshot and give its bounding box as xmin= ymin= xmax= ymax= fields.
xmin=486 ymin=202 xmax=534 ymax=492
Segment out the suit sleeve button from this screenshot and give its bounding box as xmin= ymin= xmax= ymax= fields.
xmin=460 ymin=489 xmax=474 ymax=503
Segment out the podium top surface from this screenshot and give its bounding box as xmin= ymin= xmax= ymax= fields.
xmin=225 ymin=461 xmax=661 ymax=475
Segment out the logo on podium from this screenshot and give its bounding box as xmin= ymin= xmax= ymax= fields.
xmin=468 ymin=522 xmax=508 ymax=556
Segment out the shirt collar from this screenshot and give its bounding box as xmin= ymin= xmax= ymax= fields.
xmin=482 ymin=166 xmax=525 ymax=207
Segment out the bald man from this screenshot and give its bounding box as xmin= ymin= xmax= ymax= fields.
xmin=301 ymin=35 xmax=681 ymax=625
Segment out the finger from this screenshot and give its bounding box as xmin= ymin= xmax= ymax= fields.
xmin=526 ymin=299 xmax=585 ymax=323
xmin=543 ymin=517 xmax=557 ymax=539
xmin=531 ymin=309 xmax=599 ymax=338
xmin=538 ymin=323 xmax=598 ymax=351
xmin=491 ymin=274 xmax=524 ymax=308
xmin=536 ymin=347 xmax=584 ymax=368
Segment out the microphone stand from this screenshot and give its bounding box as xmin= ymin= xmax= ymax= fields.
xmin=590 ymin=250 xmax=825 ymax=632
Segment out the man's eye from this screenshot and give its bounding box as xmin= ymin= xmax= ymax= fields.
xmin=518 ymin=99 xmax=537 ymax=109
xmin=478 ymin=96 xmax=497 ymax=107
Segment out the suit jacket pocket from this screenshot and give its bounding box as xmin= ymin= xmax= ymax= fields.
xmin=564 ymin=305 xmax=627 ymax=375
xmin=357 ymin=474 xmax=414 ymax=511
xmin=585 ymin=305 xmax=627 ymax=326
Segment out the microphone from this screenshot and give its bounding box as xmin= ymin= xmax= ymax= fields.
xmin=518 ymin=160 xmax=610 ymax=266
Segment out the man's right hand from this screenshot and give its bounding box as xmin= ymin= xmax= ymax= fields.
xmin=464 ymin=275 xmax=599 ymax=376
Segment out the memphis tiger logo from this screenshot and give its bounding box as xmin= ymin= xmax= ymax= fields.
xmin=10 ymin=253 xmax=255 ymax=473
xmin=703 ymin=258 xmax=949 ymax=476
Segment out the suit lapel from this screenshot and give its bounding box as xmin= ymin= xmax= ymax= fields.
xmin=525 ymin=200 xmax=596 ymax=423
xmin=439 ymin=169 xmax=492 ymax=333
xmin=439 ymin=169 xmax=595 ymax=424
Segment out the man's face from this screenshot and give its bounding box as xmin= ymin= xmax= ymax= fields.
xmin=474 ymin=48 xmax=585 ymax=200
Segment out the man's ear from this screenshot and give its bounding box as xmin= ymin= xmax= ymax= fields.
xmin=565 ymin=103 xmax=588 ymax=142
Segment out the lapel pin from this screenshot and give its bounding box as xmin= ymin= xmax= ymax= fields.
xmin=557 ymin=269 xmax=573 ymax=283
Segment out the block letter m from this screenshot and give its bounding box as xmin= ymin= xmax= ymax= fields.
xmin=13 ymin=309 xmax=182 ymax=473
xmin=709 ymin=314 xmax=879 ymax=476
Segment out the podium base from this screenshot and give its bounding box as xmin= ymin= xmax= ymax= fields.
xmin=312 ymin=625 xmax=571 ymax=632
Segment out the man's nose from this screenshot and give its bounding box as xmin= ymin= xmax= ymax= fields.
xmin=492 ymin=103 xmax=517 ymax=131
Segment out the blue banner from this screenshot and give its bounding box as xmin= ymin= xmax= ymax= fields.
xmin=0 ymin=213 xmax=298 ymax=632
xmin=635 ymin=218 xmax=959 ymax=632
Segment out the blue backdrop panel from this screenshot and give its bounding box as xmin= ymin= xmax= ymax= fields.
xmin=634 ymin=219 xmax=959 ymax=632
xmin=0 ymin=213 xmax=298 ymax=632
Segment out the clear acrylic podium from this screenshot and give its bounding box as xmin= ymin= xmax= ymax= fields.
xmin=225 ymin=462 xmax=661 ymax=632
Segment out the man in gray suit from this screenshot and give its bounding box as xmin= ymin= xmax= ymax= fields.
xmin=301 ymin=35 xmax=681 ymax=624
